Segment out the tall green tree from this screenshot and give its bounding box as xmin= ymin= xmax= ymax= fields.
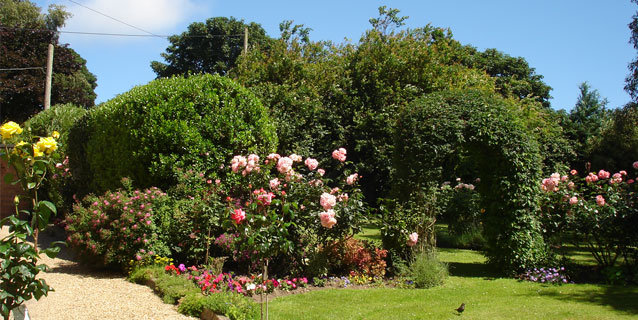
xmin=0 ymin=0 xmax=97 ymax=123
xmin=625 ymin=0 xmax=638 ymax=101
xmin=567 ymin=82 xmax=610 ymax=170
xmin=151 ymin=17 xmax=273 ymax=77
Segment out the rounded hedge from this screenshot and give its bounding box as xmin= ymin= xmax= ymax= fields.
xmin=67 ymin=74 xmax=277 ymax=195
xmin=392 ymin=90 xmax=547 ymax=274
xmin=23 ymin=103 xmax=87 ymax=155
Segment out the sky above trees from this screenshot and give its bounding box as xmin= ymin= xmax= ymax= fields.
xmin=31 ymin=0 xmax=635 ymax=110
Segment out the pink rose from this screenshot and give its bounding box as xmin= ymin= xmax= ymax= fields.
xmin=270 ymin=178 xmax=280 ymax=189
xmin=598 ymin=170 xmax=610 ymax=180
xmin=407 ymin=232 xmax=418 ymax=247
xmin=346 ymin=173 xmax=359 ymax=185
xmin=331 ymin=148 xmax=347 ymax=162
xmin=320 ymin=193 xmax=337 ymax=210
xmin=620 ymin=170 xmax=627 ymax=176
xmin=277 ymin=157 xmax=293 ymax=173
xmin=610 ymin=173 xmax=623 ymax=184
xmin=231 ymin=155 xmax=247 ymax=173
xmin=319 ymin=210 xmax=337 ymax=228
xmin=596 ymin=195 xmax=605 ymax=206
xmin=231 ymin=208 xmax=246 ymax=224
xmin=317 ymin=168 xmax=325 ymax=176
xmin=304 ymin=158 xmax=319 ymax=171
xmin=570 ymin=169 xmax=577 ymax=175
xmin=569 ymin=196 xmax=578 ymax=205
xmin=633 ymin=161 xmax=638 ymax=170
xmin=289 ymin=154 xmax=302 ymax=162
xmin=338 ymin=193 xmax=349 ymax=202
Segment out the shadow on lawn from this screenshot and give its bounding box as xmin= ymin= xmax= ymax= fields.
xmin=446 ymin=261 xmax=499 ymax=279
xmin=537 ymin=285 xmax=638 ymax=315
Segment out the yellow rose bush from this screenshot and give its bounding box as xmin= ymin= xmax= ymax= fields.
xmin=1 ymin=121 xmax=61 ymax=320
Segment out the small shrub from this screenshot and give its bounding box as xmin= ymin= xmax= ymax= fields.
xmin=65 ymin=181 xmax=171 ymax=269
xmin=403 ymin=251 xmax=449 ymax=289
xmin=179 ymin=291 xmax=259 ymax=320
xmin=326 ymin=238 xmax=387 ymax=278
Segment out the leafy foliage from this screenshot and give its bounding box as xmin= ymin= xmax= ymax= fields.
xmin=151 ymin=16 xmax=273 ymax=77
xmin=625 ymin=0 xmax=638 ymax=101
xmin=393 ymin=90 xmax=547 ymax=273
xmin=401 ymin=251 xmax=449 ymax=289
xmin=67 ymin=74 xmax=277 ymax=196
xmin=588 ymin=103 xmax=638 ymax=173
xmin=0 ymin=0 xmax=96 ymax=123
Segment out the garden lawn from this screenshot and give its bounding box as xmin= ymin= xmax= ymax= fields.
xmin=268 ymin=248 xmax=638 ymax=319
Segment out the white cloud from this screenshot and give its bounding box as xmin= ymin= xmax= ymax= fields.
xmin=62 ymin=0 xmax=202 ymax=36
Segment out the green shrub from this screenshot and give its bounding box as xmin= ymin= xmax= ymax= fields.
xmin=179 ymin=291 xmax=259 ymax=320
xmin=67 ymin=74 xmax=277 ymax=197
xmin=65 ymin=180 xmax=172 ymax=269
xmin=23 ymin=103 xmax=88 ymax=215
xmin=402 ymin=251 xmax=449 ymax=289
xmin=23 ymin=103 xmax=87 ymax=154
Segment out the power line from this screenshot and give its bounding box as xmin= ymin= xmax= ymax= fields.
xmin=67 ymin=0 xmax=162 ymax=38
xmin=0 ymin=67 xmax=45 ymax=72
xmin=0 ymin=26 xmax=244 ymax=38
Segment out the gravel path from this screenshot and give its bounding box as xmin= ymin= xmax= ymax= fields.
xmin=1 ymin=225 xmax=195 ymax=320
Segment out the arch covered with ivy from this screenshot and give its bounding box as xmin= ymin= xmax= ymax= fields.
xmin=393 ymin=90 xmax=547 ymax=273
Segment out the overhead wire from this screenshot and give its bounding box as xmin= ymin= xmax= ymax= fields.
xmin=0 ymin=26 xmax=244 ymax=38
xmin=67 ymin=0 xmax=162 ymax=38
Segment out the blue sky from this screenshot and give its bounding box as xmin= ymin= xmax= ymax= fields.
xmin=34 ymin=0 xmax=635 ymax=111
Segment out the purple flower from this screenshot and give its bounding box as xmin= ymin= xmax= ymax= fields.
xmin=178 ymin=264 xmax=187 ymax=272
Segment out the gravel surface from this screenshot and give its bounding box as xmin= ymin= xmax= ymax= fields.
xmin=1 ymin=225 xmax=195 ymax=320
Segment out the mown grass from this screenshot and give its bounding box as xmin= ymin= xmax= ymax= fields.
xmin=268 ymin=247 xmax=638 ymax=319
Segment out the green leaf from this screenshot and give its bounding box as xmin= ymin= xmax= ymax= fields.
xmin=38 ymin=200 xmax=57 ymax=216
xmin=27 ymin=182 xmax=36 ymax=189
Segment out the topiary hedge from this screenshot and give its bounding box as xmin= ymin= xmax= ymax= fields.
xmin=67 ymin=74 xmax=277 ymax=196
xmin=391 ymin=90 xmax=547 ymax=274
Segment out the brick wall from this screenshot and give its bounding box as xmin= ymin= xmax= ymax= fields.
xmin=1 ymin=153 xmax=28 ymax=219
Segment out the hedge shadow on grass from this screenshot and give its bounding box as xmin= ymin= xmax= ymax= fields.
xmin=535 ymin=285 xmax=638 ymax=315
xmin=446 ymin=262 xmax=499 ymax=279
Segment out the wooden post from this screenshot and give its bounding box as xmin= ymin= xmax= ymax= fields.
xmin=44 ymin=43 xmax=54 ymax=110
xmin=244 ymin=27 xmax=248 ymax=54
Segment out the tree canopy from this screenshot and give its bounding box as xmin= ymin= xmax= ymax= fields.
xmin=0 ymin=0 xmax=97 ymax=123
xmin=151 ymin=17 xmax=273 ymax=78
xmin=625 ymin=0 xmax=638 ymax=101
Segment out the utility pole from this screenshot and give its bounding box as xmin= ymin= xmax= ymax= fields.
xmin=244 ymin=27 xmax=248 ymax=54
xmin=44 ymin=43 xmax=54 ymax=110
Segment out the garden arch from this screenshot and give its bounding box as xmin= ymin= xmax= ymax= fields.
xmin=393 ymin=90 xmax=547 ymax=273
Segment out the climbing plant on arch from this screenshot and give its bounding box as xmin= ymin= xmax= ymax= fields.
xmin=392 ymin=90 xmax=548 ymax=274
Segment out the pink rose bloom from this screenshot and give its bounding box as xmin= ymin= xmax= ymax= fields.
xmin=619 ymin=170 xmax=627 ymax=176
xmin=247 ymin=154 xmax=260 ymax=164
xmin=569 ymin=196 xmax=578 ymax=205
xmin=332 ymin=148 xmax=347 ymax=162
xmin=319 ymin=210 xmax=337 ymax=228
xmin=567 ymin=181 xmax=575 ymax=190
xmin=628 ymin=179 xmax=635 ymax=184
xmin=596 ymin=195 xmax=606 ymax=206
xmin=560 ymin=175 xmax=568 ymax=182
xmin=231 ymin=208 xmax=246 ymax=224
xmin=330 ymin=187 xmax=340 ymax=194
xmin=277 ymin=157 xmax=293 ymax=173
xmin=598 ymin=170 xmax=610 ymax=180
xmin=305 ymin=158 xmax=319 ymax=171
xmin=320 ymin=193 xmax=337 ymax=210
xmin=215 ymin=179 xmax=221 ymax=185
xmin=231 ymin=155 xmax=247 ymax=173
xmin=407 ymin=232 xmax=418 ymax=247
xmin=338 ymin=193 xmax=349 ymax=202
xmin=270 ymin=178 xmax=280 ymax=189
xmin=633 ymin=161 xmax=638 ymax=170
xmin=570 ymin=169 xmax=577 ymax=175
xmin=346 ymin=173 xmax=359 ymax=185
xmin=289 ymin=154 xmax=302 ymax=162
xmin=317 ymin=168 xmax=325 ymax=176
xmin=610 ymin=173 xmax=623 ymax=184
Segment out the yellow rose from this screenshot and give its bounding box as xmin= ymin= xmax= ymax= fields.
xmin=0 ymin=121 xmax=23 ymax=140
xmin=36 ymin=137 xmax=58 ymax=154
xmin=52 ymin=131 xmax=60 ymax=139
xmin=12 ymin=141 xmax=28 ymax=156
xmin=33 ymin=145 xmax=44 ymax=157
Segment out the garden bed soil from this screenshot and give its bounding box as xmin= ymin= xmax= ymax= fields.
xmin=1 ymin=225 xmax=195 ymax=320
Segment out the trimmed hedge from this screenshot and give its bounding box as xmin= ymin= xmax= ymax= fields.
xmin=67 ymin=74 xmax=277 ymax=196
xmin=392 ymin=90 xmax=547 ymax=274
xmin=23 ymin=103 xmax=87 ymax=155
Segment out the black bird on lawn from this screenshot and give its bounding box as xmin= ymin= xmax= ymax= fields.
xmin=456 ymin=303 xmax=465 ymax=314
